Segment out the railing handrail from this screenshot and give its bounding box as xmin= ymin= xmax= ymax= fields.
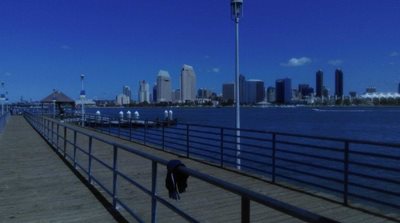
xmin=75 ymin=111 xmax=400 ymax=149
xmin=24 ymin=112 xmax=338 ymax=223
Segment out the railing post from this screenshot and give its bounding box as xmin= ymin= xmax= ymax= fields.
xmin=151 ymin=161 xmax=158 ymax=223
xmin=162 ymin=125 xmax=165 ymax=151
xmin=73 ymin=131 xmax=77 ymax=168
xmin=343 ymin=141 xmax=349 ymax=206
xmin=118 ymin=119 xmax=121 ymax=138
xmin=186 ymin=124 xmax=190 ymax=158
xmin=108 ymin=117 xmax=111 ymax=135
xmin=63 ymin=126 xmax=67 ymax=158
xmin=129 ymin=118 xmax=132 ymax=141
xmin=241 ymin=197 xmax=250 ymax=223
xmin=88 ymin=136 xmax=93 ymax=184
xmin=56 ymin=123 xmax=60 ymax=150
xmin=112 ymin=145 xmax=119 ymax=208
xmin=144 ymin=121 xmax=147 ymax=145
xmin=51 ymin=121 xmax=54 ymax=145
xmin=272 ymin=133 xmax=276 ymax=183
xmin=220 ymin=128 xmax=224 ymax=168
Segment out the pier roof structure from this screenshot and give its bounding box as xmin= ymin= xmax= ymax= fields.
xmin=41 ymin=90 xmax=75 ymax=106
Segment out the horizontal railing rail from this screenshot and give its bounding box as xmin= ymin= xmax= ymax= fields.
xmin=24 ymin=112 xmax=338 ymax=223
xmin=56 ymin=112 xmax=400 ymax=218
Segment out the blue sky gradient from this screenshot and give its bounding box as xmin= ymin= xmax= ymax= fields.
xmin=1 ymin=0 xmax=399 ymax=101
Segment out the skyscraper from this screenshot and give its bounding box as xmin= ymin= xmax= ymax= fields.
xmin=138 ymin=80 xmax=150 ymax=103
xmin=156 ymin=70 xmax=172 ymax=103
xmin=266 ymin=87 xmax=276 ymax=103
xmin=122 ymin=85 xmax=131 ymax=99
xmin=222 ymin=83 xmax=234 ymax=101
xmin=316 ymin=70 xmax=323 ymax=98
xmin=180 ymin=64 xmax=196 ymax=103
xmin=335 ymin=68 xmax=344 ymax=99
xmin=398 ymin=82 xmax=400 ymax=94
xmin=245 ymin=79 xmax=265 ymax=104
xmin=275 ymin=78 xmax=292 ymax=104
xmin=152 ymin=83 xmax=157 ymax=103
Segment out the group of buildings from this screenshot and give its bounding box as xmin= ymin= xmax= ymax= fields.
xmin=110 ymin=66 xmax=400 ymax=107
xmin=222 ymin=69 xmax=345 ymax=105
xmin=115 ymin=64 xmax=200 ymax=106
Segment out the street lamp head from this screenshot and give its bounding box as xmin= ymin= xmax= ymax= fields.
xmin=231 ymin=0 xmax=243 ymax=20
xmin=80 ymin=74 xmax=85 ymax=80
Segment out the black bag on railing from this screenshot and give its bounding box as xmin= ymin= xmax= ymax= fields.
xmin=165 ymin=160 xmax=188 ymax=200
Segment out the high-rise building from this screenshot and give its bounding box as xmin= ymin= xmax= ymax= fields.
xmin=398 ymin=83 xmax=400 ymax=94
xmin=298 ymin=84 xmax=314 ymax=99
xmin=197 ymin=88 xmax=212 ymax=99
xmin=138 ymin=80 xmax=150 ymax=103
xmin=275 ymin=78 xmax=292 ymax=104
xmin=122 ymin=85 xmax=131 ymax=99
xmin=172 ymin=89 xmax=181 ymax=103
xmin=222 ymin=83 xmax=234 ymax=101
xmin=266 ymin=87 xmax=276 ymax=103
xmin=245 ymin=79 xmax=265 ymax=104
xmin=335 ymin=68 xmax=344 ymax=99
xmin=156 ymin=70 xmax=172 ymax=103
xmin=152 ymin=83 xmax=157 ymax=103
xmin=316 ymin=70 xmax=323 ymax=97
xmin=180 ymin=64 xmax=196 ymax=103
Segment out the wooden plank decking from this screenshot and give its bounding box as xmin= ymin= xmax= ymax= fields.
xmin=0 ymin=116 xmax=118 ymax=223
xmin=1 ymin=116 xmax=399 ymax=222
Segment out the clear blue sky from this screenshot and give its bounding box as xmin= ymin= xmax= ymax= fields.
xmin=1 ymin=0 xmax=399 ymax=102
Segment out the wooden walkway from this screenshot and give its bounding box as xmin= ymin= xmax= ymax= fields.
xmin=0 ymin=116 xmax=117 ymax=223
xmin=1 ymin=116 xmax=399 ymax=222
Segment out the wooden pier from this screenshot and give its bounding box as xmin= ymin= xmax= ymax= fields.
xmin=1 ymin=116 xmax=398 ymax=222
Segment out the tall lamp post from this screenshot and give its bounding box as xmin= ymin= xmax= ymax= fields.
xmin=80 ymin=74 xmax=86 ymax=127
xmin=231 ymin=0 xmax=243 ymax=170
xmin=1 ymin=82 xmax=5 ymax=116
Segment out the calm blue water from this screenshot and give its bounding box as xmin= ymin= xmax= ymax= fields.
xmin=87 ymin=106 xmax=400 ymax=143
xmin=84 ymin=106 xmax=400 ymax=211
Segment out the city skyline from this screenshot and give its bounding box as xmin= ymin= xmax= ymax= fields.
xmin=1 ymin=0 xmax=399 ymax=102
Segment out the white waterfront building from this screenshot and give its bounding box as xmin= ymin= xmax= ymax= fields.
xmin=138 ymin=80 xmax=150 ymax=103
xmin=156 ymin=70 xmax=172 ymax=103
xmin=180 ymin=64 xmax=196 ymax=103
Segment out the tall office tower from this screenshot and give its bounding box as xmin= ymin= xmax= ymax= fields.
xmin=180 ymin=64 xmax=196 ymax=103
xmin=298 ymin=84 xmax=314 ymax=99
xmin=245 ymin=79 xmax=265 ymax=104
xmin=138 ymin=80 xmax=150 ymax=103
xmin=152 ymin=84 xmax=157 ymax=103
xmin=172 ymin=89 xmax=181 ymax=103
xmin=156 ymin=70 xmax=172 ymax=103
xmin=222 ymin=83 xmax=234 ymax=101
xmin=316 ymin=70 xmax=323 ymax=97
xmin=275 ymin=78 xmax=292 ymax=104
xmin=197 ymin=88 xmax=211 ymax=99
xmin=398 ymin=82 xmax=400 ymax=94
xmin=335 ymin=68 xmax=344 ymax=99
xmin=122 ymin=85 xmax=131 ymax=99
xmin=267 ymin=87 xmax=276 ymax=103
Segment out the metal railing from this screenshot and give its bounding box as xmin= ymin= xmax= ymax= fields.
xmin=0 ymin=112 xmax=9 ymax=133
xmin=24 ymin=112 xmax=338 ymax=223
xmin=64 ymin=112 xmax=400 ymax=218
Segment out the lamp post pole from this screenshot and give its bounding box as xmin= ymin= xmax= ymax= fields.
xmin=80 ymin=74 xmax=86 ymax=127
xmin=231 ymin=0 xmax=243 ymax=170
